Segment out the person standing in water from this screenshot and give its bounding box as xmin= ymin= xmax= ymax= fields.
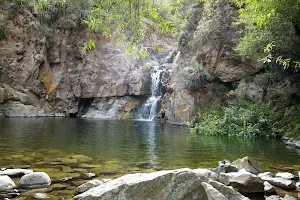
xmin=159 ymin=107 xmax=168 ymax=122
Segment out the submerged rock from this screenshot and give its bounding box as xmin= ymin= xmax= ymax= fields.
xmin=70 ymin=155 xmax=93 ymax=163
xmin=0 ymin=176 xmax=16 ymax=191
xmin=219 ymin=171 xmax=264 ymax=193
xmin=232 ymin=156 xmax=261 ymax=175
xmin=73 ymin=168 xmax=249 ymax=200
xmin=20 ymin=172 xmax=51 ymax=189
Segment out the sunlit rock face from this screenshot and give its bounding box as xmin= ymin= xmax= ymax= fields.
xmin=0 ymin=7 xmax=175 ymax=118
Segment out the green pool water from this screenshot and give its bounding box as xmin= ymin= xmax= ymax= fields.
xmin=0 ymin=118 xmax=299 ymax=198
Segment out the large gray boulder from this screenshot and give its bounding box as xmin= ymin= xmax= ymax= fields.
xmin=219 ymin=171 xmax=264 ymax=193
xmin=20 ymin=172 xmax=51 ymax=189
xmin=0 ymin=169 xmax=33 ymax=177
xmin=232 ymin=156 xmax=261 ymax=175
xmin=0 ymin=175 xmax=16 ymax=191
xmin=73 ymin=168 xmax=249 ymax=200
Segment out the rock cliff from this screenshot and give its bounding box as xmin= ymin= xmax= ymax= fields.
xmin=162 ymin=0 xmax=300 ymax=125
xmin=0 ymin=6 xmax=175 ymax=118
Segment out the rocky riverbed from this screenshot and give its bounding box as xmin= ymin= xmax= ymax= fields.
xmin=0 ymin=156 xmax=299 ymax=200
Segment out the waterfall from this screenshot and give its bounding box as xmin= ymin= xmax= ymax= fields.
xmin=135 ymin=66 xmax=163 ymax=121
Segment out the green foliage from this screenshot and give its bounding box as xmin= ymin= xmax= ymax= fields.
xmin=0 ymin=14 xmax=8 ymax=39
xmin=33 ymin=0 xmax=90 ymax=25
xmin=81 ymin=39 xmax=95 ymax=55
xmin=184 ymin=65 xmax=207 ymax=91
xmin=233 ymin=0 xmax=300 ymax=69
xmin=83 ymin=0 xmax=178 ymax=58
xmin=190 ymin=103 xmax=283 ymax=138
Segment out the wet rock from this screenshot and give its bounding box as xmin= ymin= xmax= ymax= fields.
xmin=33 ymin=193 xmax=49 ymax=199
xmin=70 ymin=155 xmax=93 ymax=163
xmin=59 ymin=177 xmax=73 ymax=182
xmin=265 ymin=195 xmax=281 ymax=200
xmin=283 ymin=194 xmax=296 ymax=200
xmin=219 ymin=171 xmax=264 ymax=193
xmin=73 ymin=168 xmax=248 ymax=200
xmin=77 ymin=179 xmax=104 ymax=194
xmin=0 ymin=176 xmax=16 ymax=191
xmin=262 ymin=177 xmax=296 ymax=190
xmin=258 ymin=172 xmax=274 ymax=179
xmin=1 ymin=192 xmax=20 ymax=198
xmin=20 ymin=172 xmax=51 ymax=189
xmin=232 ymin=156 xmax=261 ymax=175
xmin=201 ymin=182 xmax=227 ymax=200
xmin=0 ymin=169 xmax=33 ymax=177
xmin=276 ymin=172 xmax=295 ymax=180
xmin=80 ymin=173 xmax=96 ymax=179
xmin=264 ymin=181 xmax=275 ymax=193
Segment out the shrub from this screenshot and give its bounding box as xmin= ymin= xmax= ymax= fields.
xmin=184 ymin=65 xmax=207 ymax=91
xmin=190 ymin=103 xmax=283 ymax=139
xmin=0 ymin=14 xmax=8 ymax=39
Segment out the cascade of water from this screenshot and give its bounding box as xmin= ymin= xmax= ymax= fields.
xmin=135 ymin=66 xmax=164 ymax=121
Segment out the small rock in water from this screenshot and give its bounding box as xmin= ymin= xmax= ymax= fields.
xmin=33 ymin=193 xmax=49 ymax=199
xmin=276 ymin=172 xmax=295 ymax=180
xmin=81 ymin=173 xmax=96 ymax=179
xmin=20 ymin=172 xmax=51 ymax=189
xmin=0 ymin=176 xmax=16 ymax=191
xmin=59 ymin=177 xmax=73 ymax=182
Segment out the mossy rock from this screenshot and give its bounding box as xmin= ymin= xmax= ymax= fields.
xmin=77 ymin=163 xmax=102 ymax=168
xmin=59 ymin=166 xmax=74 ymax=173
xmin=73 ymin=168 xmax=88 ymax=173
xmin=50 ymin=183 xmax=69 ymax=190
xmin=30 ymin=152 xmax=44 ymax=160
xmin=60 ymin=158 xmax=78 ymax=165
xmin=70 ymin=155 xmax=93 ymax=163
xmin=10 ymin=154 xmax=24 ymax=159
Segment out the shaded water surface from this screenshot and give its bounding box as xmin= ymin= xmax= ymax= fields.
xmin=0 ymin=118 xmax=299 ymax=198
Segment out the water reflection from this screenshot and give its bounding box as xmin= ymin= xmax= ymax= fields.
xmin=0 ymin=118 xmax=299 ymax=173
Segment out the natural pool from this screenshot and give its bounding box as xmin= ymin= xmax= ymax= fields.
xmin=0 ymin=118 xmax=299 ymax=198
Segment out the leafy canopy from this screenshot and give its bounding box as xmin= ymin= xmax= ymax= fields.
xmin=233 ymin=0 xmax=300 ymax=69
xmin=30 ymin=0 xmax=179 ymax=58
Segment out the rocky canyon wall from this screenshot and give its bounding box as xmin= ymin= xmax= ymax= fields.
xmin=0 ymin=6 xmax=175 ymax=118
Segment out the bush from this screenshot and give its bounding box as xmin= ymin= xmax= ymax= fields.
xmin=184 ymin=64 xmax=207 ymax=91
xmin=0 ymin=14 xmax=8 ymax=39
xmin=190 ymin=103 xmax=283 ymax=139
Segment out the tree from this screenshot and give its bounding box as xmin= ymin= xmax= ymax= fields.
xmin=233 ymin=0 xmax=300 ymax=69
